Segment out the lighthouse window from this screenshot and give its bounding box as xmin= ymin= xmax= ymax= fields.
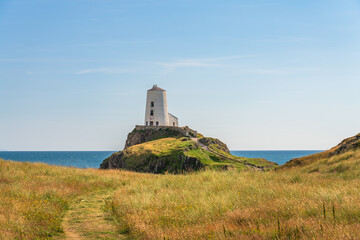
xmin=156 ymin=121 xmax=159 ymax=126
xmin=151 ymin=101 xmax=154 ymax=107
xmin=150 ymin=110 xmax=154 ymax=116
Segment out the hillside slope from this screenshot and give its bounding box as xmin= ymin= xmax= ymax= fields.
xmin=281 ymin=133 xmax=360 ymax=176
xmin=100 ymin=128 xmax=277 ymax=173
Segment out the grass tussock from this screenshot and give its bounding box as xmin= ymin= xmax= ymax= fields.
xmin=107 ymin=169 xmax=360 ymax=239
xmin=2 ymin=152 xmax=360 ymax=239
xmin=285 ymin=148 xmax=360 ymax=180
xmin=0 ymin=159 xmax=141 ymax=239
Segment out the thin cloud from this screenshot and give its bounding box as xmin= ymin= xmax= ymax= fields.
xmin=0 ymin=58 xmax=50 ymax=62
xmin=71 ymin=40 xmax=152 ymax=48
xmin=77 ymin=67 xmax=133 ymax=74
xmin=0 ymin=58 xmax=119 ymax=63
xmin=256 ymin=37 xmax=312 ymax=43
xmin=157 ymin=55 xmax=253 ymax=73
xmin=243 ymin=68 xmax=291 ymax=75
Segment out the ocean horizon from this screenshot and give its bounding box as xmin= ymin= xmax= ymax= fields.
xmin=0 ymin=150 xmax=323 ymax=168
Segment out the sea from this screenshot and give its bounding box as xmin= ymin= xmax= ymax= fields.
xmin=0 ymin=150 xmax=323 ymax=168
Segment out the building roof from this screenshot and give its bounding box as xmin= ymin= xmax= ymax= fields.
xmin=148 ymin=84 xmax=165 ymax=91
xmin=168 ymin=113 xmax=178 ymax=119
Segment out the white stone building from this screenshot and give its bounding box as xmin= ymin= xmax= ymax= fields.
xmin=144 ymin=85 xmax=178 ymax=127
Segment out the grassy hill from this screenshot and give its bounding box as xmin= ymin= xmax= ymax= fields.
xmin=2 ymin=156 xmax=360 ymax=239
xmin=101 ymin=135 xmax=276 ymax=173
xmin=280 ymin=133 xmax=360 ymax=178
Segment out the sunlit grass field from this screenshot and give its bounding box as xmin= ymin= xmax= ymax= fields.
xmin=108 ymin=169 xmax=360 ymax=239
xmin=1 ymin=153 xmax=360 ymax=239
xmin=0 ymin=159 xmax=138 ymax=239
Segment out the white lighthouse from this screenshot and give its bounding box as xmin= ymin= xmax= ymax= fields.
xmin=145 ymin=85 xmax=178 ymax=127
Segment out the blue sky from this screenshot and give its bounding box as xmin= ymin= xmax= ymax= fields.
xmin=0 ymin=0 xmax=360 ymax=150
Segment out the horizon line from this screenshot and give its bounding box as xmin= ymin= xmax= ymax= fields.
xmin=0 ymin=149 xmax=326 ymax=152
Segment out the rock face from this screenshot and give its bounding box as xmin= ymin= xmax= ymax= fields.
xmin=100 ymin=127 xmax=277 ymax=174
xmin=198 ymin=137 xmax=230 ymax=154
xmin=100 ymin=151 xmax=204 ymax=174
xmin=101 ymin=128 xmax=204 ymax=173
xmin=124 ymin=128 xmax=185 ymax=149
xmin=330 ymin=133 xmax=360 ymax=156
xmin=101 ymin=130 xmax=206 ymax=174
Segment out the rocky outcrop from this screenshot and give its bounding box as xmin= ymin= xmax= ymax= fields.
xmin=330 ymin=133 xmax=360 ymax=156
xmin=124 ymin=128 xmax=186 ymax=148
xmin=100 ymin=150 xmax=204 ymax=174
xmin=198 ymin=137 xmax=230 ymax=154
xmin=101 ymin=127 xmax=277 ymax=174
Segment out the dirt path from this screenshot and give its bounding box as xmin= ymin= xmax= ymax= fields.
xmin=190 ymin=137 xmax=264 ymax=171
xmin=191 ymin=137 xmax=209 ymax=151
xmin=55 ymin=189 xmax=125 ymax=240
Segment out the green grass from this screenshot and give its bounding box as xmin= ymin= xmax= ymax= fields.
xmin=122 ymin=137 xmax=276 ymax=171
xmin=125 ymin=137 xmax=193 ymax=157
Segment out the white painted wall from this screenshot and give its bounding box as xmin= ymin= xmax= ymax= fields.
xmin=145 ymin=85 xmax=169 ymax=126
xmin=168 ymin=113 xmax=178 ymax=127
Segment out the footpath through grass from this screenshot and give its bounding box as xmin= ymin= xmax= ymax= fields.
xmin=0 ymin=159 xmax=140 ymax=239
xmin=55 ymin=189 xmax=125 ymax=240
xmin=1 ymin=157 xmax=360 ymax=239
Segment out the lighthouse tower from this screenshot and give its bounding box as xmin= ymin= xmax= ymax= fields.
xmin=145 ymin=85 xmax=178 ymax=127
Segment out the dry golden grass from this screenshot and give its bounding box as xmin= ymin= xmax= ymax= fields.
xmin=298 ymin=149 xmax=360 ymax=178
xmin=125 ymin=137 xmax=188 ymax=156
xmin=56 ymin=189 xmax=125 ymax=239
xmin=108 ymin=169 xmax=360 ymax=239
xmin=281 ymin=133 xmax=360 ymax=170
xmin=0 ymin=159 xmax=142 ymax=239
xmin=2 ymin=151 xmax=360 ymax=240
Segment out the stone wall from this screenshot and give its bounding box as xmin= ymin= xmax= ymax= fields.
xmin=135 ymin=125 xmax=197 ymax=137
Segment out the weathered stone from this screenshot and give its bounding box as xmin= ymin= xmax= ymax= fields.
xmin=198 ymin=137 xmax=230 ymax=154
xmin=100 ymin=150 xmax=204 ymax=174
xmin=124 ymin=128 xmax=186 ymax=149
xmin=331 ymin=133 xmax=360 ymax=156
xmin=100 ymin=127 xmax=277 ymax=174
